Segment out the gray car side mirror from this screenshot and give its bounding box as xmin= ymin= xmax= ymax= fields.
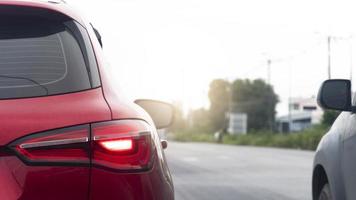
xmin=317 ymin=79 xmax=353 ymax=112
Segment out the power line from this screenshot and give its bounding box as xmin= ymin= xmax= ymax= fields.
xmin=326 ymin=35 xmax=354 ymax=80
xmin=241 ymin=35 xmax=353 ymax=85
xmin=242 ymin=39 xmax=325 ymax=80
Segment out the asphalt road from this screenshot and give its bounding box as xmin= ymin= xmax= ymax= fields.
xmin=165 ymin=142 xmax=314 ymax=200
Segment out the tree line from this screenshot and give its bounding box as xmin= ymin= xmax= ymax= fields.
xmin=172 ymin=78 xmax=279 ymax=134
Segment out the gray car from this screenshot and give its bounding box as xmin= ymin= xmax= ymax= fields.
xmin=313 ymin=79 xmax=356 ymax=200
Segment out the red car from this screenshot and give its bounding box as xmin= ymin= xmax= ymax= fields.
xmin=0 ymin=1 xmax=174 ymax=199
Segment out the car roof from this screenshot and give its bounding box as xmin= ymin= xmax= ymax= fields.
xmin=0 ymin=0 xmax=86 ymax=26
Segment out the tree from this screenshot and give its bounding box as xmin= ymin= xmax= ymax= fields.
xmin=208 ymin=79 xmax=230 ymax=132
xmin=230 ymin=79 xmax=278 ymax=131
xmin=187 ymin=108 xmax=211 ymax=133
xmin=322 ymin=110 xmax=340 ymax=126
xmin=170 ymin=102 xmax=187 ymax=132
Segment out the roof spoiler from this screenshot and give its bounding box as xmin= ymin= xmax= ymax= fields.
xmin=0 ymin=4 xmax=72 ymax=22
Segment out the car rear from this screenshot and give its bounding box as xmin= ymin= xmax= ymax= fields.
xmin=0 ymin=2 xmax=174 ymax=200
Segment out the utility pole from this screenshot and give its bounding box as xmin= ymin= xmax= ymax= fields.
xmin=267 ymin=59 xmax=271 ymax=84
xmin=266 ymin=59 xmax=273 ymax=131
xmin=327 ymin=36 xmax=331 ymax=79
xmin=288 ymin=61 xmax=293 ymax=133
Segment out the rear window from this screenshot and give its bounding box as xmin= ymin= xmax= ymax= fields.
xmin=0 ymin=17 xmax=94 ymax=99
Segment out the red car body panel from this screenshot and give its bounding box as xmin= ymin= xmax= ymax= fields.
xmin=0 ymin=1 xmax=174 ymax=200
xmin=0 ymin=157 xmax=91 ymax=200
xmin=0 ymin=88 xmax=111 ymax=146
xmin=0 ymin=88 xmax=111 ymax=200
xmin=90 ymin=156 xmax=173 ymax=200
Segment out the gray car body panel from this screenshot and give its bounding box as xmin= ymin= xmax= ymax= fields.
xmin=313 ymin=112 xmax=348 ymax=200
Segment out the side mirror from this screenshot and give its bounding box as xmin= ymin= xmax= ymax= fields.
xmin=317 ymin=79 xmax=353 ymax=111
xmin=135 ymin=99 xmax=174 ymax=129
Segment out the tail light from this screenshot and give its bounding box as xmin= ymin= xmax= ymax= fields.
xmin=9 ymin=125 xmax=90 ymax=166
xmin=8 ymin=120 xmax=154 ymax=171
xmin=91 ymin=120 xmax=154 ymax=171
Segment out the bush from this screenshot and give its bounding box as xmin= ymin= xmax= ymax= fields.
xmin=224 ymin=125 xmax=328 ymax=150
xmin=171 ymin=125 xmax=329 ymax=150
xmin=171 ymin=130 xmax=214 ymax=143
xmin=322 ymin=110 xmax=340 ymax=126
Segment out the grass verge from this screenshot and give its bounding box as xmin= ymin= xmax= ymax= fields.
xmin=171 ymin=125 xmax=329 ymax=150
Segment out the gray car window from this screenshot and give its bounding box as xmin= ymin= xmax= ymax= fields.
xmin=0 ymin=17 xmax=92 ymax=99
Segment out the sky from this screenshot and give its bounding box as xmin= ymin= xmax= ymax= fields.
xmin=69 ymin=0 xmax=356 ymax=116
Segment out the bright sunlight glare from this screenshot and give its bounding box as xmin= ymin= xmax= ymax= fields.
xmin=70 ymin=0 xmax=356 ymax=115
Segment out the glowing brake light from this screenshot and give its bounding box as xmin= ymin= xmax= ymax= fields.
xmin=99 ymin=139 xmax=133 ymax=152
xmin=91 ymin=120 xmax=154 ymax=171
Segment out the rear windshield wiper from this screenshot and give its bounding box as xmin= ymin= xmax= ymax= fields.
xmin=0 ymin=75 xmax=49 ymax=95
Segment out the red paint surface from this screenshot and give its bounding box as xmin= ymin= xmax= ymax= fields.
xmin=0 ymin=88 xmax=111 ymax=146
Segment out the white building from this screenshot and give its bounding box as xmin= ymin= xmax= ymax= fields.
xmin=277 ymin=97 xmax=323 ymax=133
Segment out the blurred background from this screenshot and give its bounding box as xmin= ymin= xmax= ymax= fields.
xmin=67 ymin=0 xmax=356 ymax=199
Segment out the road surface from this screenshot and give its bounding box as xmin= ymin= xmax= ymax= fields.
xmin=165 ymin=142 xmax=314 ymax=200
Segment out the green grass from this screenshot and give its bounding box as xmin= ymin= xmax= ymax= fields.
xmin=171 ymin=125 xmax=329 ymax=150
xmin=171 ymin=130 xmax=215 ymax=143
